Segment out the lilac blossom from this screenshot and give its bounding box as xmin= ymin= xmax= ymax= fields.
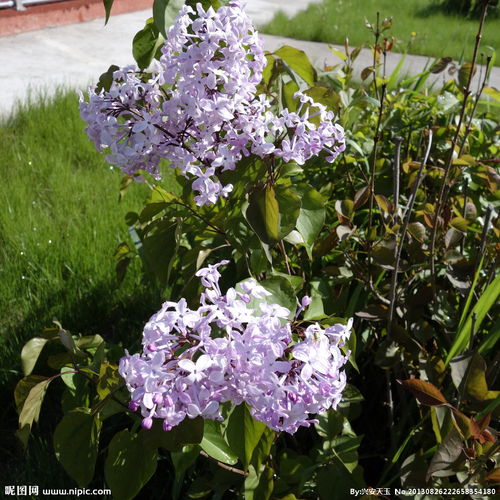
xmin=119 ymin=260 xmax=351 ymax=434
xmin=80 ymin=1 xmax=345 ymax=206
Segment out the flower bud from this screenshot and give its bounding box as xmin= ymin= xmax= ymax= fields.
xmin=301 ymin=296 xmax=312 ymax=308
xmin=128 ymin=401 xmax=139 ymax=412
xmin=141 ymin=417 xmax=153 ymax=430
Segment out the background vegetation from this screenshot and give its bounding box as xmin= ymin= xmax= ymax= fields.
xmin=1 ymin=0 xmax=499 ymax=498
xmin=262 ymin=0 xmax=500 ymax=62
xmin=0 ymin=91 xmax=160 ymax=489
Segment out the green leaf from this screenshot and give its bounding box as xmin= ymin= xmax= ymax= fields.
xmin=361 ymin=66 xmax=374 ymax=81
xmin=479 ymin=317 xmax=500 ymax=354
xmin=244 ymin=465 xmax=274 ymax=500
xmin=54 ymin=409 xmax=102 ymax=487
xmin=275 ymin=185 xmax=302 ymax=239
xmin=329 ymin=46 xmax=347 ymax=61
xmin=201 ymin=420 xmax=238 ymax=465
xmin=97 ymin=362 xmax=122 ymax=400
xmin=317 ymin=461 xmax=364 ymax=499
xmin=280 ymin=162 xmax=303 ymax=177
xmin=303 ymin=279 xmax=326 ymax=321
xmin=143 ymin=417 xmax=204 ymax=451
xmin=226 ymin=404 xmax=266 ymax=469
xmin=96 ymin=64 xmax=120 ymax=92
xmin=245 ymin=185 xmax=280 ymax=246
xmin=18 ymin=377 xmax=51 ymax=444
xmin=221 ymin=156 xmax=267 ymax=200
xmin=185 ymin=0 xmax=226 ymax=11
xmin=484 ymin=87 xmax=500 ymax=102
xmin=14 ymin=375 xmax=47 ymax=416
xmin=283 ymin=80 xmax=300 ymax=112
xmin=335 ymin=199 xmax=354 ymax=219
xmin=457 ymin=352 xmax=498 ymax=402
xmin=329 ymin=435 xmax=363 ymax=473
xmin=304 ymin=86 xmax=340 ymax=112
xmin=277 ymin=450 xmax=316 ymax=492
xmin=450 ymin=353 xmax=473 ymax=393
xmin=456 ymin=253 xmax=485 ymax=334
xmin=140 ymin=201 xmax=169 ymax=223
xmin=55 ymin=322 xmax=85 ymax=357
xmin=430 ymin=56 xmax=452 ymax=74
xmin=426 ymin=428 xmax=463 ymax=481
xmin=292 ymin=184 xmax=325 ymax=259
xmin=105 ymin=429 xmax=158 ymax=500
xmin=271 ymin=271 xmax=303 ymax=292
xmin=315 ymin=409 xmax=344 ymax=440
xmin=103 ymin=0 xmax=114 ymax=24
xmin=458 ymin=62 xmax=476 ymax=90
xmin=141 ymin=218 xmax=178 ymax=286
xmin=153 ymin=0 xmax=185 ymax=38
xmin=375 ymin=194 xmax=392 ymax=214
xmin=60 ymin=366 xmax=78 ymax=391
xmin=77 ymin=334 xmax=104 ymax=351
xmin=260 ymin=54 xmax=277 ymax=88
xmin=133 ymin=18 xmax=164 ymax=70
xmin=274 ymin=45 xmax=317 ymax=86
xmin=450 ymin=216 xmax=469 ymax=232
xmin=119 ymin=174 xmax=134 ymax=201
xmin=446 ymin=273 xmax=500 ymax=364
xmin=388 ymin=53 xmax=407 ymax=90
xmin=21 ymin=337 xmax=49 ymax=376
xmin=170 ymin=445 xmax=200 ymax=497
xmin=171 ymin=444 xmax=200 ymax=477
xmin=250 ymin=427 xmax=275 ymax=471
xmin=260 ymin=276 xmax=297 ymax=318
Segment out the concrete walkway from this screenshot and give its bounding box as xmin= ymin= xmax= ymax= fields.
xmin=1 ymin=3 xmax=498 ymax=116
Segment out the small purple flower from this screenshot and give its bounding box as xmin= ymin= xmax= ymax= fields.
xmin=119 ymin=260 xmax=351 ymax=434
xmin=141 ymin=417 xmax=153 ymax=430
xmin=80 ymin=2 xmax=345 ymax=206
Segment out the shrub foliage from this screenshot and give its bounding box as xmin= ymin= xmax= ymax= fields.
xmin=13 ymin=0 xmax=499 ymax=498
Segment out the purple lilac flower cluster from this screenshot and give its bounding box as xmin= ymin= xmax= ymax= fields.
xmin=119 ymin=261 xmax=351 ymax=434
xmin=80 ymin=1 xmax=346 ymax=206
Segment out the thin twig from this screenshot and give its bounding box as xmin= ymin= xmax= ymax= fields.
xmin=459 ymin=56 xmax=491 ymax=157
xmin=176 ymin=200 xmax=227 ymax=236
xmin=460 ymin=179 xmax=468 ymax=255
xmin=372 ymin=12 xmax=381 ymax=101
xmin=279 ymin=241 xmax=293 ymax=275
xmin=392 ymin=136 xmax=403 ymax=224
xmin=367 ymin=83 xmax=387 ymax=284
xmin=388 ymin=130 xmax=433 ymax=336
xmin=76 ymin=367 xmax=131 ymax=412
xmin=199 ymin=450 xmax=248 ymax=476
xmin=469 ymin=312 xmax=477 ymax=352
xmin=475 ymin=205 xmax=493 ymax=275
xmin=345 ymin=253 xmax=390 ymax=305
xmin=386 ymin=371 xmax=395 ymax=455
xmin=143 ymin=178 xmax=227 ymax=236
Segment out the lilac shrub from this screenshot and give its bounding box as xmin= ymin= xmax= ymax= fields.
xmin=81 ymin=0 xmax=351 ymax=436
xmin=119 ymin=261 xmax=351 ymax=434
xmin=79 ymin=1 xmax=345 ymax=206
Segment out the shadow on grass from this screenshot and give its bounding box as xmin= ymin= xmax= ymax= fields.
xmin=0 ymin=281 xmax=161 ymax=491
xmin=416 ymin=0 xmax=498 ymax=19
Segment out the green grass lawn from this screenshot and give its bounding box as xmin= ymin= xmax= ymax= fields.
xmin=0 ymin=91 xmax=161 ymax=387
xmin=0 ymin=91 xmax=166 ymax=488
xmin=262 ymin=0 xmax=500 ymax=63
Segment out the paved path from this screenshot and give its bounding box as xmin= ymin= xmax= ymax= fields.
xmin=1 ymin=4 xmax=498 ymax=116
